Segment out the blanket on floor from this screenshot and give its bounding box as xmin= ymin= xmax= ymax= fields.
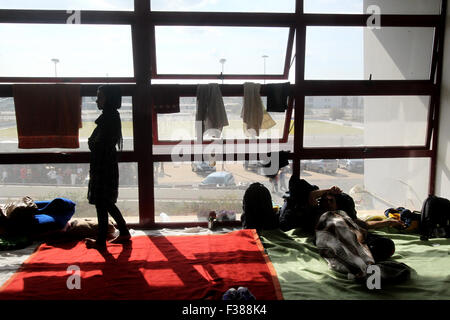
xmin=0 ymin=229 xmax=282 ymax=300
xmin=259 ymin=228 xmax=450 ymax=300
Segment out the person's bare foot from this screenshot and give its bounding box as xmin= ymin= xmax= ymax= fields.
xmin=85 ymin=238 xmax=107 ymax=251
xmin=108 ymin=234 xmax=131 ymax=244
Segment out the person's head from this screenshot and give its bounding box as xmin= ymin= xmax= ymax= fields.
xmin=96 ymin=85 xmax=122 ymax=111
xmin=320 ymin=192 xmax=338 ymax=212
xmin=319 ymin=192 xmax=358 ymax=219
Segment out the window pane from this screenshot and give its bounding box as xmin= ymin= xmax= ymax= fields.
xmin=0 ymin=0 xmax=133 ymax=10
xmin=151 ymin=0 xmax=295 ymax=13
xmin=304 ymin=0 xmax=441 ymax=14
xmin=0 ymin=24 xmax=133 ymax=77
xmin=304 ymin=96 xmax=429 ymax=147
xmin=155 ymin=26 xmax=289 ymax=75
xmin=157 ymin=97 xmax=291 ymax=141
xmin=153 ymin=161 xmax=293 ymax=223
xmin=0 ymin=96 xmax=134 ymax=153
xmin=305 ymin=27 xmax=434 ymax=80
xmin=0 ymin=162 xmax=138 ymax=222
xmin=300 ymin=157 xmax=429 ymax=214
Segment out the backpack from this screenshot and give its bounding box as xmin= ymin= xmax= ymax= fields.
xmin=419 ymin=195 xmax=450 ymax=240
xmin=241 ymin=182 xmax=279 ymax=231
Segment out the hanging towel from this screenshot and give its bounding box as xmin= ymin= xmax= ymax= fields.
xmin=195 ymin=83 xmax=228 ymax=138
xmin=152 ymin=84 xmax=180 ymax=114
xmin=13 ymin=84 xmax=82 ymax=149
xmin=266 ymin=82 xmax=291 ymax=112
xmin=241 ymin=82 xmax=265 ymax=136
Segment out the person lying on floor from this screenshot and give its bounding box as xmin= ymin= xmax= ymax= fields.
xmin=0 ymin=196 xmax=76 ymax=238
xmin=0 ymin=196 xmax=76 ymax=250
xmin=278 ymin=176 xmax=405 ymax=234
xmin=315 ymin=192 xmax=412 ymax=282
xmin=317 ymin=192 xmax=404 ymax=262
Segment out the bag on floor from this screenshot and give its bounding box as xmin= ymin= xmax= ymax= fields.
xmin=419 ymin=195 xmax=450 ymax=240
xmin=241 ymin=182 xmax=279 ymax=231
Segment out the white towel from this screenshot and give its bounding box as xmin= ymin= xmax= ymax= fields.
xmin=196 ymin=83 xmax=229 ymax=138
xmin=241 ymin=82 xmax=265 ymax=137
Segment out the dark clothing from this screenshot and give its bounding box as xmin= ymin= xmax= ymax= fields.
xmin=87 ymin=108 xmax=128 ymax=242
xmin=95 ymin=203 xmax=128 ymax=243
xmin=278 ymin=177 xmax=319 ymax=233
xmin=87 ymin=109 xmax=121 ymax=205
xmin=365 ymin=232 xmax=395 ymax=262
xmin=266 ymin=82 xmax=291 ymax=112
xmin=279 ymin=176 xmax=359 ymax=233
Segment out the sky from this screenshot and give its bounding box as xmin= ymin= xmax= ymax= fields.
xmin=0 ymin=0 xmax=439 ymax=81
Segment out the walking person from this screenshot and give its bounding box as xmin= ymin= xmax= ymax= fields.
xmin=85 ymin=85 xmax=131 ymax=250
xmin=279 ymin=166 xmax=288 ymax=192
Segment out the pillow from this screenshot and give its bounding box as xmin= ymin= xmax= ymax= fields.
xmin=35 ymin=198 xmax=76 ymax=229
xmin=34 ymin=214 xmax=56 ymax=225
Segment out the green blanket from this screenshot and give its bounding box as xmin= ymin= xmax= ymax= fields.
xmin=259 ymin=228 xmax=450 ymax=300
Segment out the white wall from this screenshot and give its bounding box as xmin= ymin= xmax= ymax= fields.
xmin=436 ymin=4 xmax=450 ymax=199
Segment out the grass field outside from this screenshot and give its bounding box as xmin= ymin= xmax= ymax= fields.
xmin=0 ymin=120 xmax=363 ymax=140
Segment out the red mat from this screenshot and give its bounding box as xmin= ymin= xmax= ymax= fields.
xmin=0 ymin=229 xmax=282 ymax=300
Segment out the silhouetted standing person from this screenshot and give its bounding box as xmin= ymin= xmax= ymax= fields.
xmin=85 ymin=85 xmax=131 ymax=250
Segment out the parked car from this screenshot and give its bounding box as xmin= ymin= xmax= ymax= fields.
xmin=304 ymin=159 xmax=338 ymax=174
xmin=199 ymin=171 xmax=236 ymax=188
xmin=191 ymin=161 xmax=216 ymax=174
xmin=339 ymin=159 xmax=364 ymax=173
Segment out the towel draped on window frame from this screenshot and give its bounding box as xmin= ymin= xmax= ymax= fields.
xmin=241 ymin=82 xmax=276 ymax=137
xmin=13 ymin=84 xmax=82 ymax=149
xmin=195 ymin=83 xmax=229 ymax=139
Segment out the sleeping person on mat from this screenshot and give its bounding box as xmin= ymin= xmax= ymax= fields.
xmin=279 ymin=176 xmax=405 ymax=235
xmin=315 ymin=192 xmax=413 ymax=282
xmin=279 ymin=176 xmax=407 ymax=278
xmin=0 ymin=196 xmax=76 ymax=248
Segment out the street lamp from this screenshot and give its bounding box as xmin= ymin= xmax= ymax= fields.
xmin=262 ymin=55 xmax=269 ymax=84
xmin=219 ymin=58 xmax=226 ymax=85
xmin=51 ymin=58 xmax=60 ymax=77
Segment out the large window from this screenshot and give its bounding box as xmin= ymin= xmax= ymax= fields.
xmin=0 ymin=1 xmax=444 ymax=226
